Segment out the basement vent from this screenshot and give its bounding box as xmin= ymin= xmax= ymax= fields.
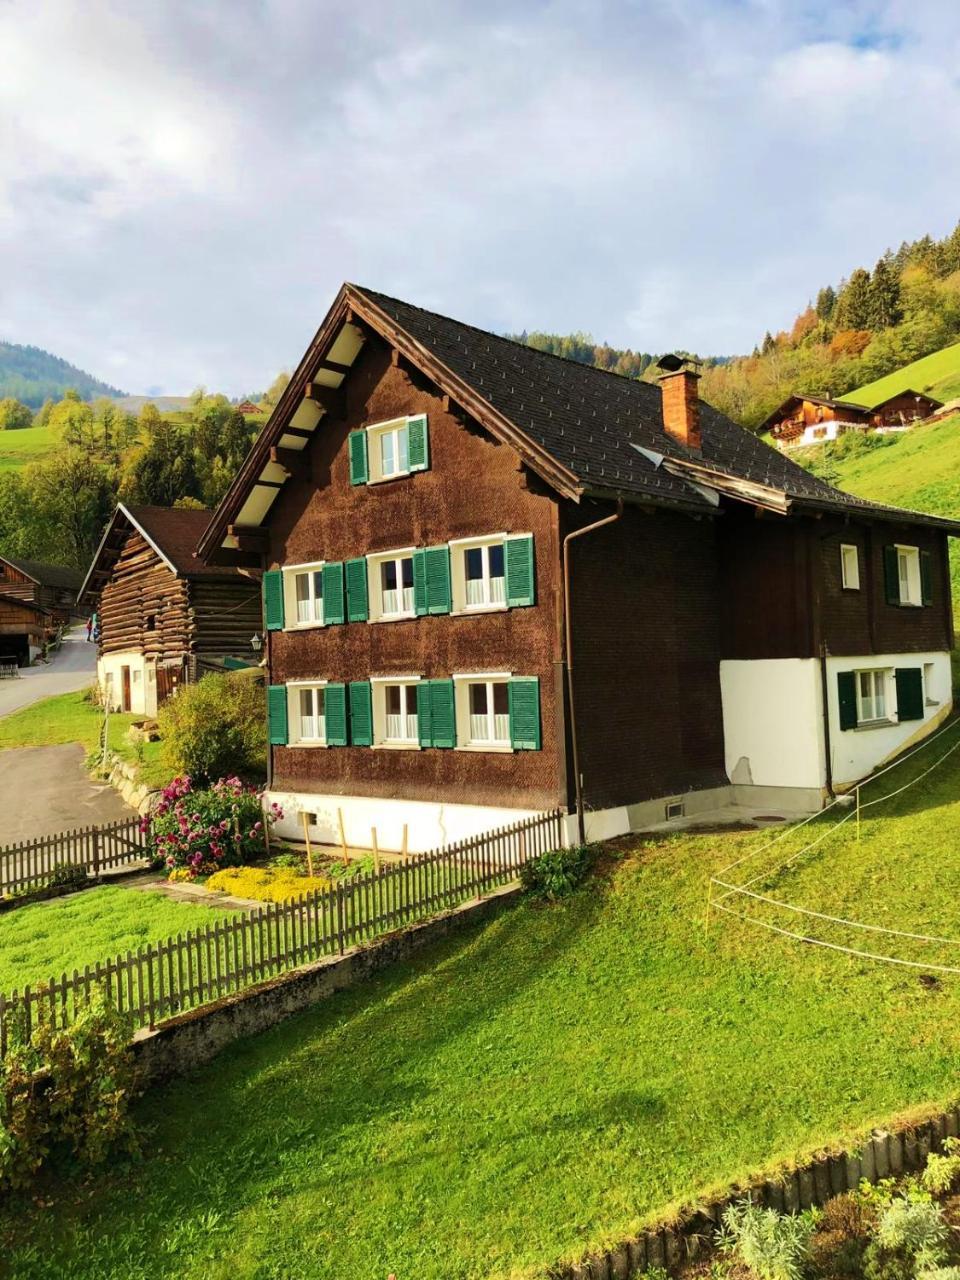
xmin=665 ymin=799 xmax=684 ymax=821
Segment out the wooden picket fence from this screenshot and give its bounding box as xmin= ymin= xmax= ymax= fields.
xmin=0 ymin=815 xmax=151 ymax=898
xmin=0 ymin=809 xmax=565 ymax=1055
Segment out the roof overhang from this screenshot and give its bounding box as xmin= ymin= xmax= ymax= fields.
xmin=197 ymin=284 xmax=584 ymax=564
xmin=0 ymin=555 xmax=40 ymax=586
xmin=78 ymin=503 xmax=181 ymax=606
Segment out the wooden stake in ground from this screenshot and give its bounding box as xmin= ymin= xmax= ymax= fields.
xmin=401 ymin=823 xmax=409 ymax=861
xmin=371 ymin=827 xmax=380 ymax=873
xmin=337 ymin=807 xmax=347 ymax=857
xmin=300 ymin=810 xmax=314 ymax=879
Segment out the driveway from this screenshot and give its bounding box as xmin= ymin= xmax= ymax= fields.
xmin=0 ymin=630 xmax=97 ymax=718
xmin=0 ymin=744 xmax=133 ymax=844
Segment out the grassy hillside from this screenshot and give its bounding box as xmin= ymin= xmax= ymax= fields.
xmin=0 ymin=341 xmax=122 ymax=408
xmin=791 ymin=413 xmax=960 ymax=606
xmin=0 ymin=422 xmax=58 ymax=473
xmin=847 ymin=340 xmax=960 ymax=408
xmin=5 ymin=732 xmax=960 ymax=1278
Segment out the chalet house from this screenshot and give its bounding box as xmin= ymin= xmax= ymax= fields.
xmin=79 ymin=505 xmax=262 ymax=716
xmin=198 ymin=284 xmax=960 ymax=852
xmin=0 ymin=595 xmax=51 ymax=667
xmin=766 ymin=390 xmax=942 ymax=449
xmin=0 ymin=554 xmax=83 ymax=623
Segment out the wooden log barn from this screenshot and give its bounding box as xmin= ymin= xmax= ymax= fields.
xmin=78 ymin=505 xmax=263 ymax=715
xmin=0 ymin=554 xmax=83 ymax=622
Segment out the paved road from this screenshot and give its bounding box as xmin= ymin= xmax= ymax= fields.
xmin=0 ymin=631 xmax=97 ymax=719
xmin=0 ymin=744 xmax=133 ymax=844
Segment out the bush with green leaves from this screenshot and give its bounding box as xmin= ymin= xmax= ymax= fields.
xmin=921 ymin=1139 xmax=960 ymax=1196
xmin=0 ymin=989 xmax=141 ymax=1190
xmin=157 ymin=669 xmax=265 ymax=786
xmin=46 ymin=862 xmax=89 ymax=891
xmin=520 ymin=843 xmax=599 ymax=901
xmin=718 ymin=1200 xmax=814 ymax=1280
xmin=863 ymin=1198 xmax=950 ymax=1280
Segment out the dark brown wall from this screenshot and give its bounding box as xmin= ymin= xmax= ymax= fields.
xmin=268 ymin=337 xmax=566 ymax=812
xmin=564 ymin=502 xmax=727 ymax=811
xmin=872 ymin=392 xmax=938 ymax=426
xmin=719 ymin=504 xmax=953 ymax=659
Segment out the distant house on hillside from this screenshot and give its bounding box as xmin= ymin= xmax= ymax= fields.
xmin=0 ymin=554 xmax=83 ymax=622
xmin=765 ymin=390 xmax=942 ymax=449
xmin=79 ymin=505 xmax=262 ymax=716
xmin=195 ymin=282 xmax=960 ymax=852
xmin=236 ymin=400 xmax=263 ymax=415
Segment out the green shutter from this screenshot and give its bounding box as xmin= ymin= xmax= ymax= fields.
xmin=345 ymin=557 xmax=369 ymax=622
xmin=505 ymin=535 xmax=535 ymax=608
xmin=920 ymin=550 xmax=933 ymax=605
xmin=325 ymin=683 xmax=348 ymax=746
xmin=408 ymin=415 xmax=429 ymax=471
xmin=837 ymin=671 xmax=858 ymax=731
xmin=263 ymin=570 xmax=285 ymax=631
xmin=322 ymin=561 xmax=345 ymax=625
xmin=267 ymin=685 xmax=288 ymax=745
xmin=413 ymin=549 xmax=428 ymax=616
xmin=348 ymin=430 xmax=368 ymax=485
xmin=509 ymin=677 xmax=541 ymax=750
xmin=349 ymin=681 xmax=373 ymax=745
xmin=416 ymin=680 xmax=433 ymax=746
xmin=895 ymin=667 xmax=924 ymax=722
xmin=428 ymin=680 xmax=456 ymax=748
xmin=424 ymin=545 xmax=451 ymax=614
xmin=883 ymin=545 xmax=900 ymax=605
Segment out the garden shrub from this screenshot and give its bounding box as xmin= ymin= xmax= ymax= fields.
xmin=0 ymin=989 xmax=141 ymax=1191
xmin=206 ymin=865 xmax=330 ymax=903
xmin=520 ymin=843 xmax=599 ymax=901
xmin=46 ymin=862 xmax=89 ymax=892
xmin=921 ymin=1139 xmax=960 ymax=1195
xmin=811 ymin=1191 xmax=875 ymax=1278
xmin=718 ymin=1200 xmax=814 ymax=1280
xmin=863 ymin=1198 xmax=949 ymax=1280
xmin=149 ymin=775 xmax=281 ymax=879
xmin=157 ymin=669 xmax=266 ymax=785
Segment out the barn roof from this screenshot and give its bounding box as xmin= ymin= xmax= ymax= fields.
xmin=198 ymin=284 xmax=960 ymax=559
xmin=0 ymin=556 xmax=84 ymax=593
xmin=79 ymin=504 xmax=253 ymax=605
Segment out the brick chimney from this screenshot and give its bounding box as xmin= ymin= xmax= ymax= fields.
xmin=657 ymin=355 xmax=702 ymax=453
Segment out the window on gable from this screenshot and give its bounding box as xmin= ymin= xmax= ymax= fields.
xmin=380 ymin=423 xmax=409 ymax=478
xmin=856 ymin=669 xmax=890 ymax=724
xmin=360 ymin=415 xmax=429 ymax=484
xmin=292 ymin=684 xmax=326 ymax=745
xmin=897 ymin=545 xmax=921 ymax=606
xmin=840 ymin=544 xmax=860 ymax=591
xmin=371 ymin=677 xmax=420 ymax=748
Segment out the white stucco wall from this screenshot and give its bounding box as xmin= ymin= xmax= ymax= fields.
xmin=720 ymin=658 xmax=826 ymax=790
xmin=268 ymin=790 xmax=545 ymax=854
xmin=826 ymin=650 xmax=952 ymax=787
xmin=97 ymin=652 xmax=157 ymax=716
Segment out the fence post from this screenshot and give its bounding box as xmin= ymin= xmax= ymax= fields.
xmin=336 ymin=881 xmax=345 ymax=955
xmin=91 ymin=828 xmax=101 ymax=879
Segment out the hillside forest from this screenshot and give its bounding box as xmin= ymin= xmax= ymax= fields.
xmin=0 ymin=376 xmax=290 ymax=570
xmin=0 ymin=341 xmax=123 ymax=407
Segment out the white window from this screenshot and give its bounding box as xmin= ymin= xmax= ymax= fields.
xmin=840 ymin=544 xmax=860 ymax=590
xmin=371 ymin=676 xmax=420 ymax=748
xmin=896 ymin=545 xmax=922 ymax=606
xmin=450 ymin=535 xmax=510 ymax=613
xmin=454 ymin=675 xmax=511 ymax=749
xmin=856 ymin=669 xmax=890 ymax=724
xmin=367 ymin=548 xmax=416 ymax=621
xmin=367 ymin=417 xmax=411 ymax=482
xmin=283 ymin=563 xmax=324 ymax=627
xmin=924 ymin=662 xmax=938 ymax=705
xmin=290 ymin=683 xmax=326 ymax=745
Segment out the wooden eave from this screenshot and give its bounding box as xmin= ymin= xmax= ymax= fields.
xmin=0 ymin=555 xmax=41 ymax=587
xmin=197 ymin=284 xmax=583 ymax=563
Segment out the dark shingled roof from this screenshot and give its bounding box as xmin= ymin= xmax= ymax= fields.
xmin=126 ymin=506 xmax=244 ymax=578
xmin=0 ymin=556 xmax=84 ymax=592
xmin=355 ymin=287 xmax=959 ymax=530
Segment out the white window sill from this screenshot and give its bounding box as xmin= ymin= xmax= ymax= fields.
xmin=287 ymin=621 xmax=325 ymax=631
xmin=453 ymin=603 xmax=509 ymax=617
xmin=288 ymin=740 xmax=329 ymax=749
xmin=455 ymin=742 xmax=514 ymax=754
xmin=373 ymin=742 xmax=420 ymax=751
xmin=368 ymin=471 xmax=413 ymax=485
xmin=854 ymin=718 xmax=897 ymax=732
xmin=370 ymin=613 xmax=417 ymax=624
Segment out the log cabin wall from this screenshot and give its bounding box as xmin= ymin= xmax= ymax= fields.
xmin=0 ymin=562 xmax=38 ymax=606
xmin=98 ymin=531 xmax=191 ymax=663
xmin=188 ymin=576 xmax=262 ymax=657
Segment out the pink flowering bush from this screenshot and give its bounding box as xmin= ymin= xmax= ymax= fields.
xmin=145 ymin=776 xmax=283 ymax=879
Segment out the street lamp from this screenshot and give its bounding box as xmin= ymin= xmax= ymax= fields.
xmin=250 ymin=633 xmax=263 ymax=655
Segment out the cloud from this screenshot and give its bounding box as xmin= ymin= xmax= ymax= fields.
xmin=1 ymin=0 xmax=959 ymax=394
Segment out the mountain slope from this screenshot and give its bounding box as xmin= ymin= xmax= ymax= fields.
xmin=0 ymin=342 xmax=123 ymax=408
xmin=846 ymin=341 xmax=960 ymax=409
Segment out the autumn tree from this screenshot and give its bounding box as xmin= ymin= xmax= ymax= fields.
xmin=0 ymin=398 xmax=33 ymax=430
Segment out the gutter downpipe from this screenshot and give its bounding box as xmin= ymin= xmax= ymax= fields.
xmin=562 ymin=497 xmax=624 ymax=845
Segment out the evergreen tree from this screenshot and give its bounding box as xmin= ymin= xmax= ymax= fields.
xmin=835 ymin=268 xmax=873 ymax=330
xmin=761 ymin=331 xmax=776 ymax=354
xmin=815 ymin=286 xmax=836 ymax=322
xmin=869 ymin=255 xmax=903 ymax=329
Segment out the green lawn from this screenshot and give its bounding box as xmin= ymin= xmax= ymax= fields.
xmin=0 ymin=885 xmax=235 ymax=994
xmin=0 ymin=423 xmax=58 ymax=473
xmin=847 ymin=340 xmax=960 ymax=408
xmin=7 ymin=730 xmax=960 ymax=1279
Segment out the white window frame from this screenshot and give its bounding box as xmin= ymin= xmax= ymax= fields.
xmin=450 ymin=534 xmax=510 ymax=615
xmin=282 ymin=561 xmax=325 ymax=629
xmin=923 ymin=661 xmax=939 ymax=706
xmin=367 ymin=416 xmax=411 ymax=483
xmin=367 ymin=547 xmax=416 ymax=623
xmin=453 ymin=672 xmax=513 ymax=752
xmin=371 ymin=675 xmax=421 ymax=749
xmin=855 ymin=668 xmax=893 ymax=726
xmin=286 ymin=679 xmax=329 ymax=747
xmin=840 ymin=543 xmax=860 ymax=591
xmin=895 ymin=544 xmax=922 ymax=607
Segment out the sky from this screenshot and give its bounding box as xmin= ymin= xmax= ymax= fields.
xmin=1 ymin=0 xmax=960 ymax=397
